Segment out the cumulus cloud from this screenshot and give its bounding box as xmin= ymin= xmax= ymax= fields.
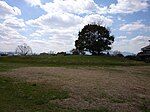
xmin=26 ymin=12 xmax=83 ymax=28
xmin=3 ymin=16 xmax=25 ymax=29
xmin=0 ymin=22 xmax=28 ymax=52
xmin=26 ymin=11 xmax=83 ymax=48
xmin=109 ymin=0 xmax=149 ymax=14
xmin=0 ymin=23 xmax=24 ymax=39
xmin=120 ymin=21 xmax=150 ymax=31
xmin=0 ymin=1 xmax=27 ymax=52
xmin=113 ymin=35 xmax=150 ymax=53
xmin=23 ymin=0 xmax=107 ymax=15
xmin=41 ymin=0 xmax=107 ymax=14
xmin=25 ymin=0 xmax=112 ymax=29
xmin=117 ymin=36 xmax=127 ymax=39
xmin=24 ymin=0 xmax=150 ymax=15
xmin=24 ymin=0 xmax=42 ymax=7
xmin=27 ymin=38 xmax=75 ymax=53
xmin=83 ymin=14 xmax=113 ymax=26
xmin=0 ymin=1 xmax=21 ymax=19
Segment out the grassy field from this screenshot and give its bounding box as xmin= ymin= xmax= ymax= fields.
xmin=0 ymin=55 xmax=149 ymax=112
xmin=0 ymin=55 xmax=148 ymax=71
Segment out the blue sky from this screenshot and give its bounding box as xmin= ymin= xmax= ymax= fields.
xmin=0 ymin=0 xmax=150 ymax=53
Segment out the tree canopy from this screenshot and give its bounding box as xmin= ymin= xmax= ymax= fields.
xmin=75 ymin=24 xmax=114 ymax=55
xmin=16 ymin=43 xmax=32 ymax=56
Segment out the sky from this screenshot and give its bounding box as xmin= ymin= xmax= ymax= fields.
xmin=0 ymin=0 xmax=150 ymax=53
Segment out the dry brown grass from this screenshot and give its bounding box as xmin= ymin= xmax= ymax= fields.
xmin=0 ymin=66 xmax=150 ymax=112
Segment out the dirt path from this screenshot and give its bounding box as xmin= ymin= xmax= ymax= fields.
xmin=0 ymin=66 xmax=150 ymax=112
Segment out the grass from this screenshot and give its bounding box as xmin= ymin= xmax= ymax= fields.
xmin=140 ymin=98 xmax=150 ymax=112
xmin=81 ymin=108 xmax=109 ymax=112
xmin=0 ymin=76 xmax=69 ymax=112
xmin=0 ymin=63 xmax=27 ymax=72
xmin=0 ymin=55 xmax=148 ymax=72
xmin=0 ymin=76 xmax=110 ymax=112
xmin=98 ymin=90 xmax=128 ymax=103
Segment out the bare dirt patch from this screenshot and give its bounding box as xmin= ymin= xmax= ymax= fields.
xmin=0 ymin=66 xmax=150 ymax=112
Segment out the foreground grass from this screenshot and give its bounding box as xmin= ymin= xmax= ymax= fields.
xmin=0 ymin=76 xmax=109 ymax=112
xmin=0 ymin=63 xmax=26 ymax=72
xmin=0 ymin=55 xmax=148 ymax=72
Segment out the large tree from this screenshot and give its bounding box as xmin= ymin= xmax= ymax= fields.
xmin=75 ymin=24 xmax=114 ymax=55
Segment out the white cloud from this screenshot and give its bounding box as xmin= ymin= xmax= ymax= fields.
xmin=120 ymin=21 xmax=150 ymax=31
xmin=109 ymin=0 xmax=149 ymax=14
xmin=117 ymin=36 xmax=127 ymax=39
xmin=28 ymin=24 xmax=78 ymax=52
xmin=3 ymin=16 xmax=25 ymax=29
xmin=0 ymin=24 xmax=27 ymax=52
xmin=27 ymin=38 xmax=75 ymax=53
xmin=23 ymin=0 xmax=108 ymax=15
xmin=30 ymin=27 xmax=77 ymax=38
xmin=24 ymin=0 xmax=42 ymax=7
xmin=27 ymin=12 xmax=83 ymax=28
xmin=24 ymin=0 xmax=150 ymax=15
xmin=0 ymin=23 xmax=26 ymax=40
xmin=131 ymin=35 xmax=150 ymax=43
xmin=0 ymin=2 xmax=26 ymax=53
xmin=40 ymin=0 xmax=107 ymax=15
xmin=0 ymin=1 xmax=21 ymax=19
xmin=83 ymin=14 xmax=113 ymax=26
xmin=113 ymin=35 xmax=150 ymax=53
